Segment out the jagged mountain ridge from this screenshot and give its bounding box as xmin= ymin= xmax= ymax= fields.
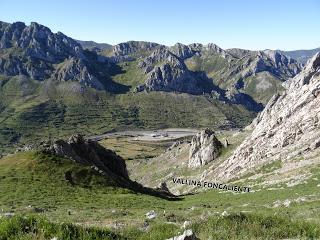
xmin=0 ymin=21 xmax=126 ymax=91
xmin=109 ymin=41 xmax=302 ymax=105
xmin=0 ymin=20 xmax=302 ymax=102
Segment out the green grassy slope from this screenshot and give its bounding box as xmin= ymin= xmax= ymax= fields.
xmin=244 ymin=72 xmax=285 ymax=105
xmin=0 ymin=151 xmax=319 ymax=239
xmin=185 ymin=54 xmax=286 ymax=105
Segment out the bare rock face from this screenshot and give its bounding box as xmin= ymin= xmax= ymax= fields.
xmin=136 ymin=46 xmax=215 ymax=94
xmin=210 ymin=52 xmax=320 ymax=180
xmin=188 ymin=129 xmax=223 ymax=168
xmin=170 ymin=43 xmax=202 ymax=60
xmin=53 ymin=58 xmax=104 ymax=90
xmin=0 ymin=21 xmax=83 ymax=62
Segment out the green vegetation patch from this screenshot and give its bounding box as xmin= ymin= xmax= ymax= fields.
xmin=191 ymin=213 xmax=320 ymax=240
xmin=0 ymin=215 xmax=123 ymax=240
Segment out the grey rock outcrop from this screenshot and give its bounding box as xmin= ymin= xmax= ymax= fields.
xmin=225 ymin=87 xmax=264 ymax=112
xmin=0 ymin=52 xmax=52 ymax=80
xmin=170 ymin=43 xmax=232 ymax=61
xmin=45 ymin=134 xmax=129 ymax=179
xmin=210 ymin=52 xmax=320 ymax=180
xmin=188 ymin=129 xmax=223 ymax=168
xmin=169 ymin=43 xmax=301 ymax=81
xmin=170 ymin=43 xmax=202 ymax=60
xmin=131 ymin=42 xmax=300 ymax=110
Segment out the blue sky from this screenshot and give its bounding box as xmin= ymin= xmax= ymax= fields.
xmin=1 ymin=0 xmax=319 ymax=50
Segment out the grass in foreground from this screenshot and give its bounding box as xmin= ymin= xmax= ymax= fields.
xmin=0 ymin=215 xmax=123 ymax=240
xmin=1 ymin=213 xmax=320 ymax=240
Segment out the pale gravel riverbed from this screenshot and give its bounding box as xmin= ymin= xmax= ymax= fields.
xmin=87 ymin=128 xmax=199 ymax=142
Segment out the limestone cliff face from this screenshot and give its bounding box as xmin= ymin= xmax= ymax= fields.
xmin=130 ymin=42 xmax=302 ymax=110
xmin=209 ymin=52 xmax=320 ymax=180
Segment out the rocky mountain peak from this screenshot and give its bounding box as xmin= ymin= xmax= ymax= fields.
xmin=0 ymin=21 xmax=83 ymax=62
xmin=170 ymin=43 xmax=202 ymax=60
xmin=135 ymin=45 xmax=217 ymax=94
xmin=0 ymin=21 xmax=129 ymax=91
xmin=206 ymin=43 xmax=226 ymax=54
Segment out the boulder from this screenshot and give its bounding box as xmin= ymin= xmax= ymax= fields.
xmin=188 ymin=129 xmax=223 ymax=168
xmin=167 ymin=229 xmax=198 ymax=240
xmin=145 ymin=210 xmax=157 ymax=219
xmin=3 ymin=212 xmax=15 ymax=218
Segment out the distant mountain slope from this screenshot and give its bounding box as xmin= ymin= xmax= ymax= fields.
xmin=280 ymin=48 xmax=320 ymax=64
xmin=76 ymin=39 xmax=112 ymax=51
xmin=109 ymin=41 xmax=302 ymax=105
